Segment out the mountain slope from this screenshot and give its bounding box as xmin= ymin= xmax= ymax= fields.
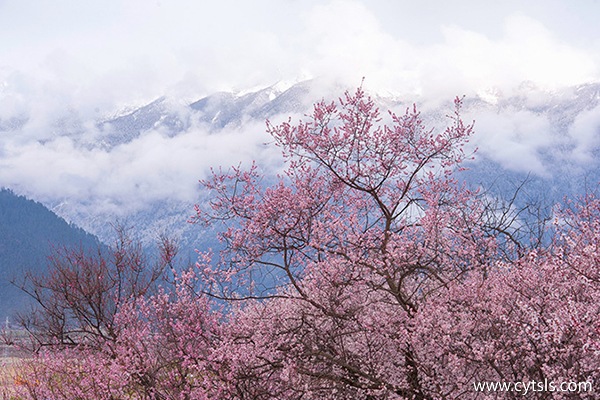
xmin=0 ymin=189 xmax=103 ymax=321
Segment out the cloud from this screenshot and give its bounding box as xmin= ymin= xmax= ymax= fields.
xmin=0 ymin=119 xmax=278 ymax=216
xmin=468 ymin=108 xmax=553 ymax=175
xmin=417 ymin=14 xmax=597 ymax=98
xmin=286 ymin=4 xmax=599 ymax=100
xmin=569 ymin=104 xmax=600 ymax=163
xmin=1 ymin=1 xmax=598 ymax=108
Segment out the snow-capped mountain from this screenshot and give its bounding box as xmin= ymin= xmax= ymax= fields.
xmin=96 ymin=79 xmax=318 ymax=149
xmin=2 ymin=80 xmax=599 ymax=256
xmin=43 ymin=80 xmax=328 ymax=253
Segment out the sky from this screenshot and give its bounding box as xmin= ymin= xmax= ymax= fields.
xmin=1 ymin=0 xmax=600 ymax=224
xmin=2 ymin=0 xmax=599 ymax=109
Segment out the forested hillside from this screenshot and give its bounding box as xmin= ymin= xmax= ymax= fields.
xmin=0 ymin=189 xmax=102 ymax=321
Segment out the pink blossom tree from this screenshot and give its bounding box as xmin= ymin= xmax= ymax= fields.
xmin=14 ymin=233 xmax=226 ymax=399
xmin=196 ymin=87 xmax=599 ymax=399
xmin=194 ymin=87 xmax=506 ymax=398
xmin=413 ymin=195 xmax=600 ymax=399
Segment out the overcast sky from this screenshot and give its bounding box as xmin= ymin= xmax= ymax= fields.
xmin=1 ymin=0 xmax=600 ymax=223
xmin=2 ymin=0 xmax=599 ymax=111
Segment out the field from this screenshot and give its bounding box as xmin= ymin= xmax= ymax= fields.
xmin=1 ymin=341 xmax=32 ymax=399
xmin=0 ymin=357 xmax=20 ymax=398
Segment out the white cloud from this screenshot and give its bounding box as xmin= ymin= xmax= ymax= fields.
xmin=0 ymin=106 xmax=280 ymax=216
xmin=1 ymin=1 xmax=598 ymax=105
xmin=569 ymin=104 xmax=600 ymax=163
xmin=469 ymin=108 xmax=553 ymax=175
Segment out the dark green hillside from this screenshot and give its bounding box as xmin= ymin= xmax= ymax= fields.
xmin=0 ymin=189 xmax=103 ymax=321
